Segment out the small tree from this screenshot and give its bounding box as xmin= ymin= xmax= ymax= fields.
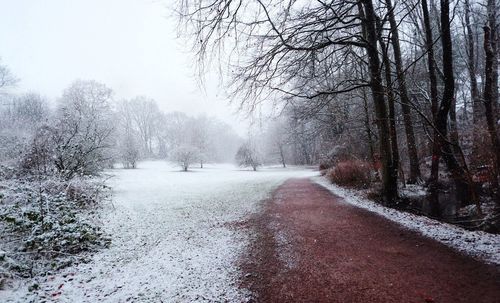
xmin=235 ymin=143 xmax=261 ymax=171
xmin=120 ymin=134 xmax=140 ymax=169
xmin=172 ymin=145 xmax=198 ymax=171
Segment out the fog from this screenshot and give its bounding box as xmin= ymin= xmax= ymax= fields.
xmin=0 ymin=0 xmax=247 ymax=134
xmin=1 ymin=0 xmax=499 ymax=301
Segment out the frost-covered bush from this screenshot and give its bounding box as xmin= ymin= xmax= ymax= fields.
xmin=0 ymin=175 xmax=111 ymax=285
xmin=172 ymin=145 xmax=199 ymax=171
xmin=0 ymin=93 xmax=49 ymax=167
xmin=235 ymin=143 xmax=261 ymax=171
xmin=327 ymin=160 xmax=372 ymax=188
xmin=319 ymin=161 xmax=334 ymax=173
xmin=19 ymin=125 xmax=55 ymax=175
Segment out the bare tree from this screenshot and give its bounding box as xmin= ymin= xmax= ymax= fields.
xmin=189 ymin=115 xmax=212 ymax=168
xmin=385 ymin=0 xmax=421 ymax=183
xmin=179 ymin=0 xmax=400 ymax=202
xmin=51 ymin=80 xmax=115 ymax=178
xmin=172 ymin=144 xmax=199 ymax=171
xmin=483 ymin=19 xmax=500 ymax=192
xmin=235 ymin=142 xmax=261 ymax=171
xmin=127 ymin=96 xmax=161 ymax=157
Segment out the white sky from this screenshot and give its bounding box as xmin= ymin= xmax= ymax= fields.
xmin=0 ymin=0 xmax=249 ymax=134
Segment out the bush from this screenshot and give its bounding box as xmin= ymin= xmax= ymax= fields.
xmin=0 ymin=175 xmax=111 ymax=284
xmin=235 ymin=142 xmax=261 ymax=171
xmin=319 ymin=161 xmax=333 ymax=172
xmin=327 ymin=160 xmax=372 ymax=188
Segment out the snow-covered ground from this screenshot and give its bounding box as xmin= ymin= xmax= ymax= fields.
xmin=3 ymin=161 xmax=315 ymax=302
xmin=313 ymin=176 xmax=500 ymax=265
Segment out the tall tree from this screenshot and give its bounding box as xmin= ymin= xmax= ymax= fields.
xmin=483 ymin=23 xmax=500 ymax=191
xmin=361 ymin=0 xmax=398 ymax=202
xmin=385 ymin=0 xmax=422 ymax=183
xmin=429 ymin=0 xmax=472 ymax=208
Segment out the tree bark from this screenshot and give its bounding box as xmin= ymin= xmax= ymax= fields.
xmin=385 ymin=0 xmax=421 ymax=183
xmin=465 ymin=0 xmax=482 ymax=126
xmin=279 ymin=144 xmax=286 ymax=168
xmin=486 ymin=0 xmax=499 ymax=109
xmin=429 ymin=0 xmax=471 ymax=205
xmin=362 ymin=87 xmax=376 ymax=169
xmin=361 ymin=0 xmax=398 ymax=203
xmin=449 ymin=93 xmax=461 ymax=157
xmin=421 ymin=0 xmax=441 ymax=183
xmin=483 ymin=24 xmax=500 ymax=191
xmin=377 ymin=19 xmax=400 ymax=186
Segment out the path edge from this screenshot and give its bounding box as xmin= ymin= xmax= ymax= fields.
xmin=311 ymin=176 xmax=500 ymax=266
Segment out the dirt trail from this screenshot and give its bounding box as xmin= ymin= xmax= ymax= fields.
xmin=239 ymin=178 xmax=500 ymax=303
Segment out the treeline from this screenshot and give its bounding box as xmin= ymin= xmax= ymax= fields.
xmin=115 ymin=96 xmax=242 ymax=169
xmin=179 ymin=0 xmax=500 ymax=218
xmin=0 ymin=77 xmax=242 ymax=174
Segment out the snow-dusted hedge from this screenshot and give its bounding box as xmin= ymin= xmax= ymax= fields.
xmin=0 ymin=173 xmax=111 ymax=288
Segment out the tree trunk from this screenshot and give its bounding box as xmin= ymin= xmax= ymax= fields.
xmin=362 ymin=86 xmax=376 ymax=169
xmin=483 ymin=25 xmax=500 ymax=191
xmin=385 ymin=0 xmax=421 ymax=183
xmin=465 ymin=0 xmax=484 ymax=168
xmin=361 ymin=0 xmax=398 ymax=203
xmin=377 ymin=20 xmax=401 ymax=186
xmin=430 ymin=0 xmax=471 ymax=205
xmin=465 ymin=0 xmax=482 ymax=126
xmin=449 ymin=94 xmax=461 ymax=156
xmin=486 ymin=0 xmax=499 ymax=109
xmin=421 ymin=0 xmax=441 ymax=185
xmin=279 ymin=145 xmax=286 ymax=168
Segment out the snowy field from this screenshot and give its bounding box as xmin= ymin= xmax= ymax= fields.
xmin=3 ymin=161 xmax=316 ymax=302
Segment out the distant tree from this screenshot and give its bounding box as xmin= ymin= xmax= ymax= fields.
xmin=235 ymin=142 xmax=261 ymax=171
xmin=210 ymin=120 xmax=242 ymax=163
xmin=0 ymin=59 xmax=18 ymax=93
xmin=116 ymin=100 xmax=141 ymax=168
xmin=0 ymin=93 xmax=49 ymax=163
xmin=127 ymin=96 xmax=161 ymax=157
xmin=189 ymin=115 xmax=213 ymax=168
xmin=11 ymin=93 xmax=49 ymax=129
xmin=120 ymin=134 xmax=140 ymax=169
xmin=172 ymin=145 xmax=199 ymax=171
xmin=264 ymin=119 xmax=290 ymax=167
xmin=161 ymin=112 xmax=190 ymax=154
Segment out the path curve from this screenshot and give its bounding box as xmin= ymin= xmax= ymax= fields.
xmin=239 ymin=178 xmax=500 ymax=303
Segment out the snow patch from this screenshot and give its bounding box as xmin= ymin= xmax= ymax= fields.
xmin=399 ymin=184 xmax=427 ymax=199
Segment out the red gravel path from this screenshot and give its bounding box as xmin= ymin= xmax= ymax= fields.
xmin=239 ymin=178 xmax=500 ymax=303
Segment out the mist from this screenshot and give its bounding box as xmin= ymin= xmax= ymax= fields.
xmin=1 ymin=0 xmax=499 ymax=301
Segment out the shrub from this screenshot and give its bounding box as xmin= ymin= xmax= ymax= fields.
xmin=0 ymin=175 xmax=111 ymax=283
xmin=327 ymin=160 xmax=372 ymax=188
xmin=319 ymin=161 xmax=333 ymax=172
xmin=171 ymin=145 xmax=199 ymax=171
xmin=235 ymin=142 xmax=261 ymax=171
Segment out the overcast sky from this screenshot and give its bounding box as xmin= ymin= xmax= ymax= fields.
xmin=0 ymin=0 xmax=249 ymax=134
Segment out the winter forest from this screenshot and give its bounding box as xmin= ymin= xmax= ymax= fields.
xmin=1 ymin=0 xmax=500 ymax=302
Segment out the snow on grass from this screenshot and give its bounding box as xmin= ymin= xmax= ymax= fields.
xmin=3 ymin=161 xmax=315 ymax=302
xmin=313 ymin=176 xmax=500 ymax=265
